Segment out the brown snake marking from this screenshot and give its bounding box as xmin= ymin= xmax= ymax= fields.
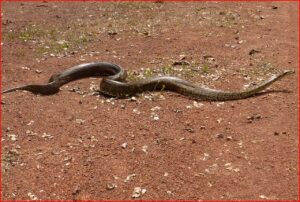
xmin=2 ymin=62 xmax=295 ymax=101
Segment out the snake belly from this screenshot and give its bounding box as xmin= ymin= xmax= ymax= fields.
xmin=2 ymin=62 xmax=294 ymax=101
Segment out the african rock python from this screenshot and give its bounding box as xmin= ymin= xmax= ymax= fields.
xmin=2 ymin=62 xmax=294 ymax=101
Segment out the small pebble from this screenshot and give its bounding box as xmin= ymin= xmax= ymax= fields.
xmin=217 ymin=118 xmax=223 ymax=123
xmin=259 ymin=195 xmax=268 ymax=199
xmin=35 ymin=69 xmax=42 ymax=74
xmin=8 ymin=134 xmax=17 ymax=141
xmin=106 ymin=183 xmax=117 ymax=190
xmin=172 ymin=60 xmax=190 ymax=66
xmin=132 ymin=187 xmax=146 ymax=198
xmin=200 ymin=125 xmax=206 ymax=129
xmin=184 ymin=128 xmax=194 ymax=133
xmin=216 ymin=102 xmax=224 ymax=107
xmin=179 ymin=54 xmax=186 ymax=60
xmin=249 ymin=49 xmax=260 ymax=55
xmin=193 ymin=101 xmax=204 ymax=108
xmin=72 ymin=186 xmax=80 ymax=195
xmin=75 ymin=119 xmax=85 ymax=124
xmin=216 ymin=133 xmax=224 ymax=139
xmin=151 ymin=112 xmax=159 ymax=121
xmin=27 ymin=120 xmax=34 ymax=126
xmin=202 ymin=153 xmax=210 ymax=161
xmin=133 ymin=108 xmax=141 ymax=115
xmin=150 ymin=106 xmax=161 ymax=111
xmin=41 ymin=133 xmax=53 ymax=139
xmin=121 ymin=142 xmax=128 ymax=149
xmin=142 ymin=145 xmax=148 ymax=153
xmin=27 ymin=192 xmax=38 ymax=200
xmin=124 ymin=174 xmax=136 ymax=183
xmin=21 ymin=66 xmax=30 ymax=70
xmin=247 ymin=114 xmax=262 ymax=123
xmin=130 ymin=96 xmax=137 ymax=101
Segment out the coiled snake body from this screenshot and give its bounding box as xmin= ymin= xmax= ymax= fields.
xmin=2 ymin=62 xmax=294 ymax=101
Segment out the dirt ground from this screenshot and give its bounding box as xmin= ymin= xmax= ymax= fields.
xmin=1 ymin=1 xmax=299 ymax=200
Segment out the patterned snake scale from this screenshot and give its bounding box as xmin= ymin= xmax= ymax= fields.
xmin=2 ymin=62 xmax=294 ymax=101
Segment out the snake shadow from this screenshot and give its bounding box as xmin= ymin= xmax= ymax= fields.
xmin=249 ymin=89 xmax=293 ymax=98
xmin=97 ymin=89 xmax=293 ymax=100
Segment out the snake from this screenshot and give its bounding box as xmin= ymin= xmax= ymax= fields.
xmin=2 ymin=62 xmax=294 ymax=101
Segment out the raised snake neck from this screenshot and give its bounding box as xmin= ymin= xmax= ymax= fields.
xmin=2 ymin=62 xmax=294 ymax=101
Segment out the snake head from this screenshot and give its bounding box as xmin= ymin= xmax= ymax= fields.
xmin=283 ymin=70 xmax=295 ymax=75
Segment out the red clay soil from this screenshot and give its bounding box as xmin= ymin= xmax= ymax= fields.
xmin=1 ymin=1 xmax=298 ymax=200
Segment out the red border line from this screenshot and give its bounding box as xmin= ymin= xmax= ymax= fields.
xmin=0 ymin=1 xmax=2 ymax=201
xmin=298 ymin=0 xmax=300 ymax=200
xmin=0 ymin=0 xmax=299 ymax=202
xmin=0 ymin=0 xmax=299 ymax=2
xmin=0 ymin=200 xmax=298 ymax=202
